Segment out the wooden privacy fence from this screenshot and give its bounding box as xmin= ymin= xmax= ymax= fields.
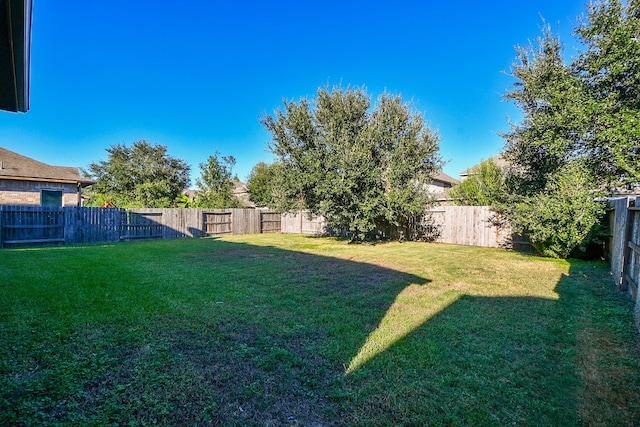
xmin=0 ymin=206 xmax=281 ymax=247
xmin=608 ymin=197 xmax=640 ymax=330
xmin=281 ymin=212 xmax=328 ymax=235
xmin=0 ymin=205 xmax=526 ymax=249
xmin=430 ymin=206 xmax=524 ymax=249
xmin=0 ymin=206 xmax=121 ymax=246
xmin=280 ymin=207 xmax=528 ymax=249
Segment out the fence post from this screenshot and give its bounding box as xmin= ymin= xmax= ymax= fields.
xmin=63 ymin=206 xmax=76 ymax=244
xmin=621 ymin=198 xmax=637 ymax=294
xmin=0 ymin=205 xmax=3 ymax=248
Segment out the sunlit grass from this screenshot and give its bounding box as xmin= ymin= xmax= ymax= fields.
xmin=1 ymin=234 xmax=639 ymax=425
xmin=346 ymin=284 xmax=461 ymax=375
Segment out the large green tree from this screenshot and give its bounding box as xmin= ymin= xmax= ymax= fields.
xmin=503 ymin=0 xmax=640 ymax=190
xmin=85 ymin=140 xmax=190 ymax=208
xmin=499 ymin=0 xmax=640 ymax=258
xmin=193 ymin=152 xmax=242 ymax=208
xmin=262 ymin=86 xmax=442 ymax=241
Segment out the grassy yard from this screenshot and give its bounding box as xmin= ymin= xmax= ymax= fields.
xmin=1 ymin=234 xmax=639 ymax=426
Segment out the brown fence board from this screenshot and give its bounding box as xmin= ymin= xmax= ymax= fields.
xmin=231 ymin=208 xmax=260 ymax=235
xmin=429 ymin=206 xmax=511 ymax=248
xmin=260 ymin=211 xmax=281 ymax=233
xmin=0 ymin=206 xmax=65 ymax=247
xmin=121 ymin=209 xmax=163 ymax=241
xmin=281 ymin=211 xmax=326 ymax=235
xmin=203 ymin=210 xmax=232 ymax=236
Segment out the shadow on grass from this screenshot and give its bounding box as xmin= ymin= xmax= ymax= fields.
xmin=345 ymin=260 xmax=640 ymax=426
xmin=1 ymin=238 xmax=639 ymax=426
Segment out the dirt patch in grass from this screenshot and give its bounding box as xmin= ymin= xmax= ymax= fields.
xmin=43 ymin=318 xmax=348 ymax=426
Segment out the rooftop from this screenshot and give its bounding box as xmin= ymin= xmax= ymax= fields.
xmin=0 ymin=147 xmax=94 ymax=186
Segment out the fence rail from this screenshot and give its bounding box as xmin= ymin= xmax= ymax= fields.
xmin=0 ymin=207 xmax=281 ymax=247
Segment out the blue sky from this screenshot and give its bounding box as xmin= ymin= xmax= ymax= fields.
xmin=0 ymin=0 xmax=588 ymax=184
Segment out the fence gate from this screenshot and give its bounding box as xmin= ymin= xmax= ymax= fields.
xmin=0 ymin=206 xmax=65 ymax=247
xmin=120 ymin=210 xmax=163 ymax=240
xmin=260 ymin=211 xmax=281 ymax=233
xmin=203 ymin=210 xmax=232 ymax=236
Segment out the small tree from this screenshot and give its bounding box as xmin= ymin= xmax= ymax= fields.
xmin=174 ymin=194 xmax=192 ymax=208
xmin=449 ymin=158 xmax=505 ymax=206
xmin=194 ymin=152 xmax=242 ymax=208
xmin=85 ymin=140 xmax=190 ymax=208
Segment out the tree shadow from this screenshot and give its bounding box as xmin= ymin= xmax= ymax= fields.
xmin=344 ymin=259 xmax=640 ymax=425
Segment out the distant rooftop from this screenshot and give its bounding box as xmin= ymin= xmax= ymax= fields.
xmin=433 ymin=171 xmax=459 ymax=185
xmin=459 ymin=154 xmax=508 ymax=178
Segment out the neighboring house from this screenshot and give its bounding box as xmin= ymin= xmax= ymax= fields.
xmin=612 ymin=183 xmax=640 ymax=197
xmin=232 ymin=179 xmax=254 ymax=208
xmin=0 ymin=147 xmax=94 ymax=206
xmin=429 ymin=171 xmax=459 ymax=203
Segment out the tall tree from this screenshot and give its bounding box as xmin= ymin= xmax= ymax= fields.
xmin=194 ymin=152 xmax=242 ymax=208
xmin=498 ymin=1 xmax=640 ymax=257
xmin=85 ymin=140 xmax=190 ymax=208
xmin=574 ymin=0 xmax=640 ymax=184
xmin=262 ymin=86 xmax=442 ymax=241
xmin=503 ymin=0 xmax=640 ymax=189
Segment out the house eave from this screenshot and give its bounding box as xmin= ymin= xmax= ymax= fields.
xmin=0 ymin=175 xmax=95 ymax=187
xmin=0 ymin=0 xmax=32 ymax=113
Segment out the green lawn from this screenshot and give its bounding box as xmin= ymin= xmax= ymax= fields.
xmin=1 ymin=235 xmax=639 ymax=426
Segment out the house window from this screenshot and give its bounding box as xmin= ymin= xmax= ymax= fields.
xmin=41 ymin=190 xmax=62 ymax=207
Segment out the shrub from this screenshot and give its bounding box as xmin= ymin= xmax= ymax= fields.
xmin=511 ymin=163 xmax=605 ymax=258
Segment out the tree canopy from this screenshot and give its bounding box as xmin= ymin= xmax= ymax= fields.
xmin=262 ymin=86 xmax=442 ymax=241
xmin=449 ymin=158 xmax=505 ymax=206
xmin=503 ymin=0 xmax=640 ymax=190
xmin=246 ymin=161 xmax=278 ymax=207
xmin=497 ymin=0 xmax=639 ymax=257
xmin=85 ymin=140 xmax=190 ymax=208
xmin=193 ymin=152 xmax=242 ymax=208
